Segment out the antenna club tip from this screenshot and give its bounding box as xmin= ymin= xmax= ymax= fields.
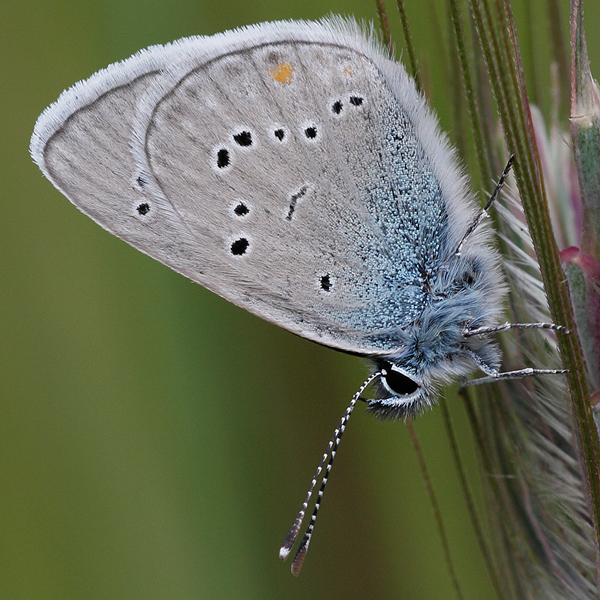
xmin=291 ymin=535 xmax=311 ymax=576
xmin=280 ymin=520 xmax=302 ymax=561
xmin=291 ymin=551 xmax=307 ymax=577
xmin=279 ymin=382 xmax=372 ymax=577
xmin=291 ymin=565 xmax=302 ymax=577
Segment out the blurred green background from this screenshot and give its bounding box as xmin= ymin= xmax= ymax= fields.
xmin=2 ymin=0 xmax=597 ymax=598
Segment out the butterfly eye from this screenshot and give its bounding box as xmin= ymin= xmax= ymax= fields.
xmin=381 ymin=363 xmax=420 ymax=396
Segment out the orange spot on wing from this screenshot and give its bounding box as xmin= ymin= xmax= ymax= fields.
xmin=270 ymin=62 xmax=295 ymax=84
xmin=342 ymin=66 xmax=354 ymax=76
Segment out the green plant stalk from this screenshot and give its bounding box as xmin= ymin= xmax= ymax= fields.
xmin=395 ymin=0 xmax=422 ymax=90
xmin=460 ymin=388 xmax=522 ymax=600
xmin=407 ymin=420 xmax=465 ymax=600
xmin=447 ymin=0 xmax=492 ymax=187
xmin=571 ymin=0 xmax=600 ymax=261
xmin=439 ymin=395 xmax=505 ymax=599
xmin=547 ymin=0 xmax=571 ymax=119
xmin=573 ymin=126 xmax=600 ymax=259
xmin=467 ymin=0 xmax=600 ymax=577
xmin=570 ymin=0 xmax=600 ymax=410
xmin=565 ymin=259 xmax=600 ymax=390
xmin=374 ymin=0 xmax=393 ymax=56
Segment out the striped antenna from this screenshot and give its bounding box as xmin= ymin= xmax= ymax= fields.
xmin=279 ymin=371 xmax=381 ymax=575
xmin=455 ymin=154 xmax=515 ymax=257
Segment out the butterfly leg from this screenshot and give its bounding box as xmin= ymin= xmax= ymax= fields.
xmin=463 ymin=322 xmax=568 ymax=337
xmin=462 ymin=348 xmax=567 ymax=387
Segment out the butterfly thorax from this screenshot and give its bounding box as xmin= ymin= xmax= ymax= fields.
xmin=366 ymin=247 xmax=504 ymax=419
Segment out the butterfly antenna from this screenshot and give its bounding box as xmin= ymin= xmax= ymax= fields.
xmin=279 ymin=371 xmax=381 ymax=575
xmin=290 ymin=436 xmax=339 ymax=576
xmin=455 ymin=154 xmax=515 ymax=257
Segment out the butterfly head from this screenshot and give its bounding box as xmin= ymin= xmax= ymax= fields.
xmin=366 ymin=360 xmax=436 ymax=420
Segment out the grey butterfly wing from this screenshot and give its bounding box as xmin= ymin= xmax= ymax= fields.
xmin=30 ymin=47 xmax=219 ymax=292
xmin=32 ymin=19 xmax=476 ymax=356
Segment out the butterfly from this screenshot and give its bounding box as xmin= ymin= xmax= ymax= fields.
xmin=31 ymin=18 xmax=565 ymax=574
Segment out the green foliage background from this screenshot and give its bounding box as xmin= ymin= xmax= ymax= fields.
xmin=1 ymin=0 xmax=597 ymax=598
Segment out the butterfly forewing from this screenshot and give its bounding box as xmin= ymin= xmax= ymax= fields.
xmin=33 ymin=20 xmax=476 ymax=357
